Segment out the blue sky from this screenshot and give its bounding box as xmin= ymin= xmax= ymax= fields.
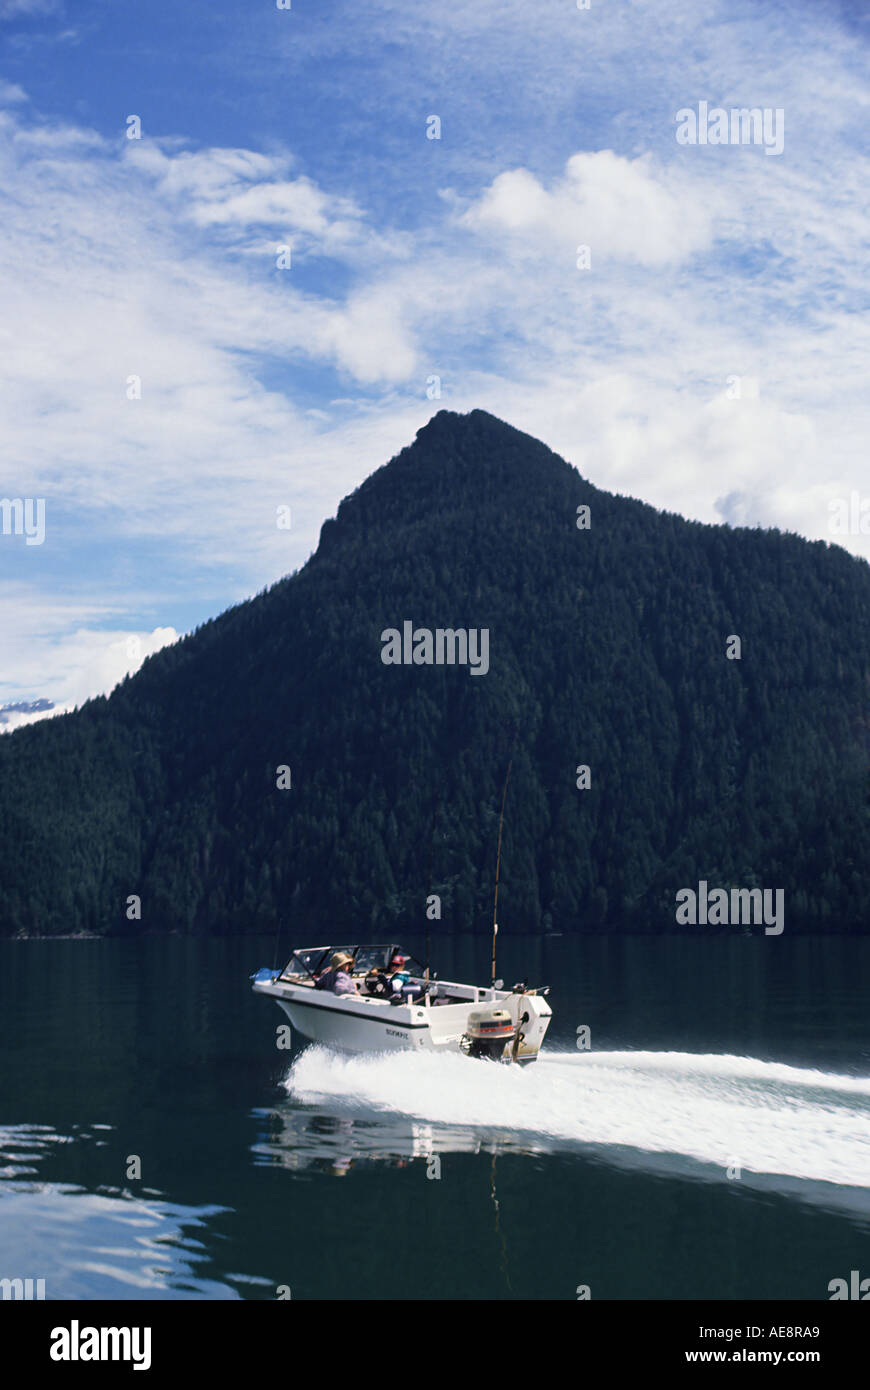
xmin=1 ymin=0 xmax=868 ymax=722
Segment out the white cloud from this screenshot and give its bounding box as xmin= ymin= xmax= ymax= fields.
xmin=0 ymin=589 xmax=179 ymax=729
xmin=0 ymin=0 xmax=60 ymax=17
xmin=463 ymin=151 xmax=715 ymax=267
xmin=0 ymin=107 xmax=424 ymax=584
xmin=124 ymin=142 xmax=398 ymax=261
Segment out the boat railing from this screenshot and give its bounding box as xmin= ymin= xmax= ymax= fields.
xmin=274 ymin=953 xmax=507 ymax=1004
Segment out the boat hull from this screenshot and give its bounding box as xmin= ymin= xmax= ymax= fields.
xmin=276 ymin=994 xmax=433 ymax=1053
xmin=253 ymin=977 xmax=551 ymax=1060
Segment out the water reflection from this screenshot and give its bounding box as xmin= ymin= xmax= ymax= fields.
xmin=251 ymin=1102 xmax=549 ymax=1178
xmin=0 ymin=1124 xmax=241 ymax=1299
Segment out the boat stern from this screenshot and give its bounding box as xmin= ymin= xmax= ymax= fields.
xmin=505 ymin=989 xmax=552 ymax=1062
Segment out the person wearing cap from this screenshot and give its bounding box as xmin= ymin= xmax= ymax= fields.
xmin=315 ymin=951 xmax=358 ymax=995
xmin=386 ymin=952 xmax=423 ymax=1003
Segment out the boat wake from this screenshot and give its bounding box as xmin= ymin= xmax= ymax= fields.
xmin=281 ymin=1046 xmax=870 ymax=1201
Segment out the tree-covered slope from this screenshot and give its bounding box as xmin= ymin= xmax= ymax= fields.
xmin=2 ymin=408 xmax=869 ymax=936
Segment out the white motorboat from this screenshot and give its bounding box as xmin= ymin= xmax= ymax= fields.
xmin=251 ymin=943 xmax=552 ymax=1064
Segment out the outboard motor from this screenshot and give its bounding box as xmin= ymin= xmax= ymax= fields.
xmin=462 ymin=1007 xmax=517 ymax=1061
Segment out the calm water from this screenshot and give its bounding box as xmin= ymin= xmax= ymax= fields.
xmin=1 ymin=933 xmax=869 ymax=1300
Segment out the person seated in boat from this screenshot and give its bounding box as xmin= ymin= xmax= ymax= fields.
xmin=386 ymin=952 xmax=423 ymax=1003
xmin=314 ymin=952 xmax=357 ymax=995
xmin=364 ymin=966 xmax=390 ymax=997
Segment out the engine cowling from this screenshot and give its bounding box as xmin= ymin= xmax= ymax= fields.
xmin=463 ymin=1007 xmax=517 ymax=1060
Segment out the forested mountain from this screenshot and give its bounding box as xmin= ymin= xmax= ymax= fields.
xmin=2 ymin=409 xmax=869 ymax=937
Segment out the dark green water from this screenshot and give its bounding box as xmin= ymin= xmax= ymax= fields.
xmin=1 ymin=934 xmax=869 ymax=1300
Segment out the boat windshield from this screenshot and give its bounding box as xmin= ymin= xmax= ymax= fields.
xmin=280 ymin=947 xmax=331 ymax=979
xmin=352 ymin=945 xmax=426 ymax=975
xmin=352 ymin=945 xmax=394 ymax=974
xmin=281 ymin=945 xmax=426 ymax=980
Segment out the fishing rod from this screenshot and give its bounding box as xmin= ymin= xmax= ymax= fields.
xmin=490 ymin=747 xmax=515 ymax=989
xmin=424 ymin=790 xmax=440 ymax=983
xmin=272 ymin=915 xmax=283 ymax=976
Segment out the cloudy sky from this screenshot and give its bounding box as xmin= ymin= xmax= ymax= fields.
xmin=1 ymin=0 xmax=868 ymax=726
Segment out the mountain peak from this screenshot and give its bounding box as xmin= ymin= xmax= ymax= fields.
xmin=413 ymin=407 xmax=541 ymax=450
xmin=316 ymin=408 xmax=583 ymax=560
xmin=416 ymin=406 xmax=504 ymax=433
